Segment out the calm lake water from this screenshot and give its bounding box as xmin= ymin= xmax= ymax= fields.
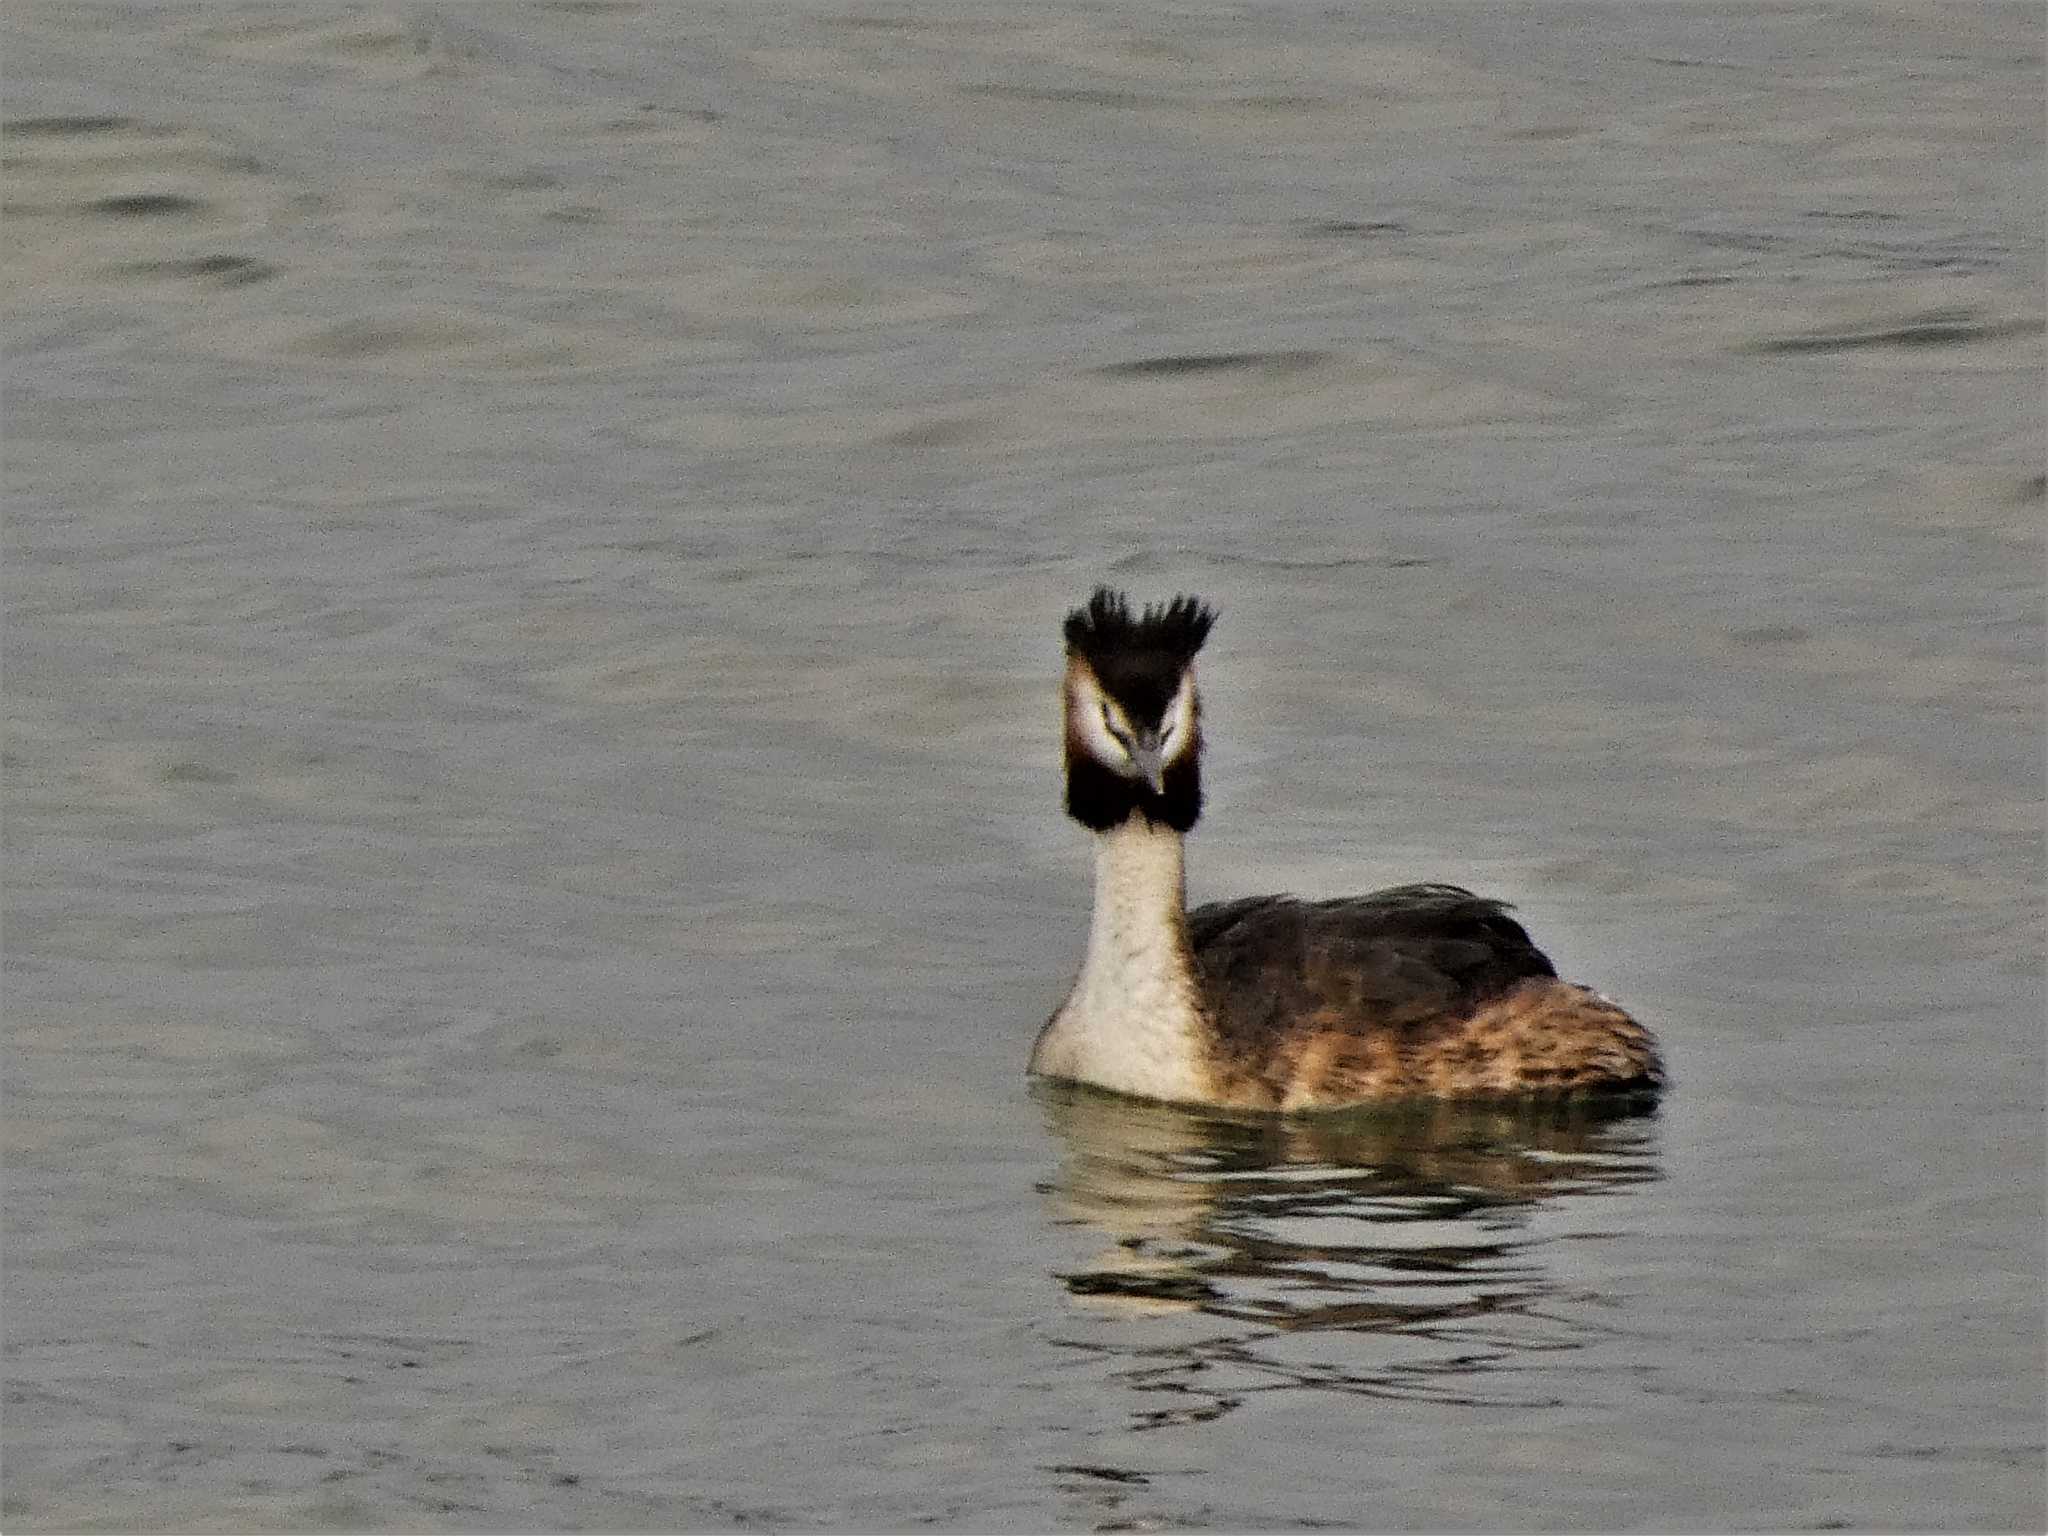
xmin=5 ymin=4 xmax=2043 ymax=1530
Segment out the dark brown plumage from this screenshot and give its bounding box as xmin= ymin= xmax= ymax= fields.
xmin=1187 ymin=885 xmax=1660 ymax=1108
xmin=1189 ymin=883 xmax=1556 ymax=1041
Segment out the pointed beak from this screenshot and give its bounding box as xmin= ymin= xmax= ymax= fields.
xmin=1131 ymin=733 xmax=1167 ymax=795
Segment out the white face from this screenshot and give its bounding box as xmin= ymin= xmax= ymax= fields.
xmin=1068 ymin=663 xmax=1198 ymax=782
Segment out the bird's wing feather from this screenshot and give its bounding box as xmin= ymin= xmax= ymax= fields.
xmin=1188 ymin=883 xmax=1559 ymax=1053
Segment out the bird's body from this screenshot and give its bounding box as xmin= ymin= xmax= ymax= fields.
xmin=1030 ymin=588 xmax=1663 ymax=1112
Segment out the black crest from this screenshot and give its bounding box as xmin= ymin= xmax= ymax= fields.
xmin=1062 ymin=587 xmax=1216 ymax=723
xmin=1064 ymin=587 xmax=1215 ymax=671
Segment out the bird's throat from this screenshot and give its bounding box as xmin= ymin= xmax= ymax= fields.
xmin=1030 ymin=819 xmax=1213 ymax=1103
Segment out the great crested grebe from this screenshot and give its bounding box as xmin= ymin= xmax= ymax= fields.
xmin=1029 ymin=587 xmax=1664 ymax=1112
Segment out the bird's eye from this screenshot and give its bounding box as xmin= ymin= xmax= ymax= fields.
xmin=1100 ymin=705 xmax=1133 ymax=750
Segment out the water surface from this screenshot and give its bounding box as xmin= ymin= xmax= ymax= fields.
xmin=5 ymin=4 xmax=2043 ymax=1530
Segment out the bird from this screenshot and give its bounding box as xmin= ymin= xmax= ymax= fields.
xmin=1029 ymin=586 xmax=1664 ymax=1112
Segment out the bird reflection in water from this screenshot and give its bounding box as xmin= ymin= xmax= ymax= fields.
xmin=1033 ymin=1080 xmax=1663 ymax=1430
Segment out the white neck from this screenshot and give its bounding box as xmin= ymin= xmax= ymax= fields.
xmin=1031 ymin=818 xmax=1214 ymax=1104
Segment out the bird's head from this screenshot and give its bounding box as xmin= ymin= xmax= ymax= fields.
xmin=1060 ymin=586 xmax=1215 ymax=833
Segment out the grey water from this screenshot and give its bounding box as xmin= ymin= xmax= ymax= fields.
xmin=4 ymin=4 xmax=2042 ymax=1530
